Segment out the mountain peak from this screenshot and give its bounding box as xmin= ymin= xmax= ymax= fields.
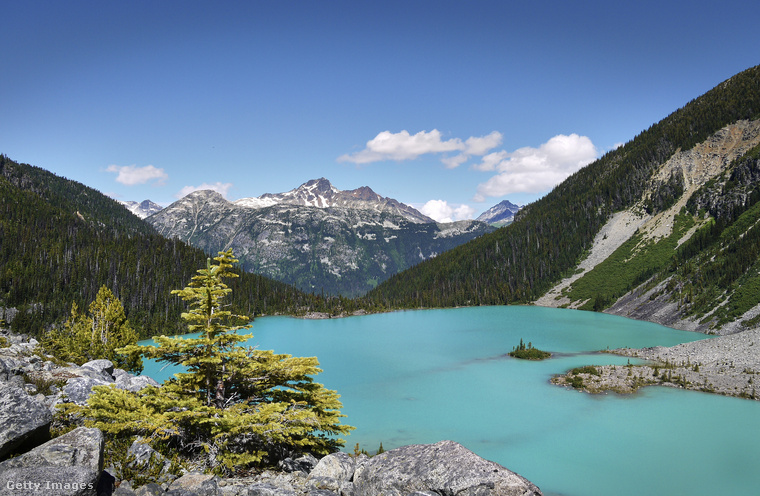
xmin=234 ymin=178 xmax=434 ymax=223
xmin=476 ymin=199 xmax=521 ymax=225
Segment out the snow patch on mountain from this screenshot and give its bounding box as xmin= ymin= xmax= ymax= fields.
xmin=119 ymin=199 xmax=163 ymax=219
xmin=476 ymin=200 xmax=521 ymax=225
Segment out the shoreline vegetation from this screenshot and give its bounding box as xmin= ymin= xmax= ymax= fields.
xmin=551 ymin=328 xmax=760 ymax=400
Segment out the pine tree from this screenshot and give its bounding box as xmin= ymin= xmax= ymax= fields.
xmin=44 ymin=286 xmax=141 ymax=373
xmin=74 ymin=250 xmax=352 ymax=474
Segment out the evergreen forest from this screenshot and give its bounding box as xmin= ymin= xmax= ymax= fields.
xmin=0 ymin=155 xmax=356 ymax=338
xmin=361 ymin=65 xmax=760 ymax=313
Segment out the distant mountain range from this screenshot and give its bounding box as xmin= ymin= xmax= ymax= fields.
xmin=0 ymin=155 xmax=333 ymax=338
xmin=235 ymin=177 xmax=435 ymax=223
xmin=146 ymin=179 xmax=495 ymax=296
xmin=476 ymin=200 xmax=521 ymax=226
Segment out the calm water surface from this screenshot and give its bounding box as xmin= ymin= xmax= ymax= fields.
xmin=141 ymin=306 xmax=760 ymax=496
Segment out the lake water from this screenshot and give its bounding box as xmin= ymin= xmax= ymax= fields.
xmin=141 ymin=306 xmax=760 ymax=496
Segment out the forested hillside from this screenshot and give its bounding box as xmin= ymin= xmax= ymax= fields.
xmin=0 ymin=156 xmax=354 ymax=338
xmin=363 ymin=65 xmax=760 ymax=312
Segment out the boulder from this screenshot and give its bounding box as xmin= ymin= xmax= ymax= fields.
xmin=127 ymin=439 xmax=175 ymax=486
xmin=134 ymin=482 xmax=164 ymax=495
xmin=80 ymin=359 xmax=115 ymax=378
xmin=0 ymin=357 xmax=23 ymax=382
xmin=62 ymin=377 xmax=111 ymax=405
xmin=308 ymin=452 xmax=355 ymax=481
xmin=352 ymin=440 xmax=542 ymax=496
xmin=116 ymin=374 xmax=159 ymax=392
xmin=0 ymin=384 xmax=52 ymax=459
xmin=0 ymin=427 xmax=104 ymax=496
xmin=167 ymin=472 xmax=221 ymax=496
xmin=0 ymin=427 xmax=103 ymax=473
xmin=278 ymin=453 xmax=318 ymax=474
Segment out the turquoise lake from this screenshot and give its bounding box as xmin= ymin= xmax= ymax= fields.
xmin=141 ymin=306 xmax=760 ymax=496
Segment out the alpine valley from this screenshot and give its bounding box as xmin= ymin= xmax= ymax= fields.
xmin=146 ymin=178 xmax=495 ymax=297
xmin=368 ymin=65 xmax=760 ymax=338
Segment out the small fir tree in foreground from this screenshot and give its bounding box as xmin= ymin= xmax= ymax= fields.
xmin=44 ymin=285 xmax=141 ymax=373
xmin=68 ymin=250 xmax=352 ymax=474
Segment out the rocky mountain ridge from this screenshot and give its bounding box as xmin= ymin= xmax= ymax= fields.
xmin=234 ymin=178 xmax=435 ymax=223
xmin=147 ymin=181 xmax=495 ymax=297
xmin=476 ymin=199 xmax=521 ymax=225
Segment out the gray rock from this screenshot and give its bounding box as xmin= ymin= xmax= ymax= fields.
xmin=0 ymin=384 xmax=52 ymax=459
xmin=0 ymin=466 xmax=98 ymax=496
xmin=278 ymin=453 xmax=318 ymax=474
xmin=114 ymin=485 xmax=138 ymax=496
xmin=112 ymin=368 xmax=131 ymax=380
xmin=168 ymin=472 xmax=221 ymax=496
xmin=246 ymin=482 xmax=298 ymax=496
xmin=0 ymin=427 xmax=103 ymax=474
xmin=127 ymin=439 xmax=175 ymax=486
xmin=81 ymin=359 xmax=114 ymax=378
xmin=308 ymin=452 xmax=355 ymax=481
xmin=116 ymin=374 xmax=159 ymax=392
xmin=306 ymin=476 xmax=353 ymax=496
xmin=0 ymin=357 xmax=23 ymax=382
xmin=352 ymin=440 xmax=542 ymax=496
xmin=135 ymin=482 xmax=164 ymax=495
xmin=62 ymin=377 xmax=111 ymax=405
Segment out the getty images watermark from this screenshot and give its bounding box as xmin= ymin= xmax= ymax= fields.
xmin=5 ymin=479 xmax=95 ymax=492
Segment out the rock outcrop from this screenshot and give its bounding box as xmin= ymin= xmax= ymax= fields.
xmin=301 ymin=441 xmax=542 ymax=496
xmin=353 ymin=441 xmax=541 ymax=496
xmin=0 ymin=385 xmax=53 ymax=459
xmin=0 ymin=427 xmax=104 ymax=496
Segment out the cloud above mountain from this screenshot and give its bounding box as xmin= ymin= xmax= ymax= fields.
xmin=338 ymin=129 xmax=597 ymax=204
xmin=419 ymin=200 xmax=476 ymax=223
xmin=474 ymin=134 xmax=597 ymax=201
xmin=338 ymin=130 xmax=502 ymax=166
xmin=106 ymin=164 xmax=168 ymax=186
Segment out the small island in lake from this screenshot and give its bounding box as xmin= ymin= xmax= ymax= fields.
xmin=508 ymin=338 xmax=551 ymax=360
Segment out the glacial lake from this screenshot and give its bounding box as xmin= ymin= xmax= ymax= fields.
xmin=141 ymin=306 xmax=760 ymax=496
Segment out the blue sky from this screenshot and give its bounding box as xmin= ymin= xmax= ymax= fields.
xmin=2 ymin=1 xmax=759 ymax=222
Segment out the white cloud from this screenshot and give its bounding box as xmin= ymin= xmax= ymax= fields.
xmin=474 ymin=134 xmax=597 ymax=201
xmin=464 ymin=131 xmax=503 ymax=155
xmin=420 ymin=200 xmax=476 ymax=223
xmin=107 ymin=164 xmax=168 ymax=186
xmin=175 ymin=182 xmax=234 ymax=199
xmin=441 ymin=153 xmax=469 ymax=169
xmin=338 ymin=129 xmax=501 ymax=167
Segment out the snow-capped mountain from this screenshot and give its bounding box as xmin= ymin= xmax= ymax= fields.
xmin=147 ymin=180 xmax=494 ymax=297
xmin=234 ymin=178 xmax=434 ymax=223
xmin=476 ymin=200 xmax=521 ymax=226
xmin=119 ymin=199 xmax=163 ymax=219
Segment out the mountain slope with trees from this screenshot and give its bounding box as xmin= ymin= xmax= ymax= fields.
xmin=363 ymin=65 xmax=760 ymax=332
xmin=0 ymin=156 xmax=353 ymax=338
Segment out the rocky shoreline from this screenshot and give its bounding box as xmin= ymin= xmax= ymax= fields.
xmin=552 ymin=328 xmax=760 ymax=400
xmin=0 ymin=330 xmax=542 ymax=496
